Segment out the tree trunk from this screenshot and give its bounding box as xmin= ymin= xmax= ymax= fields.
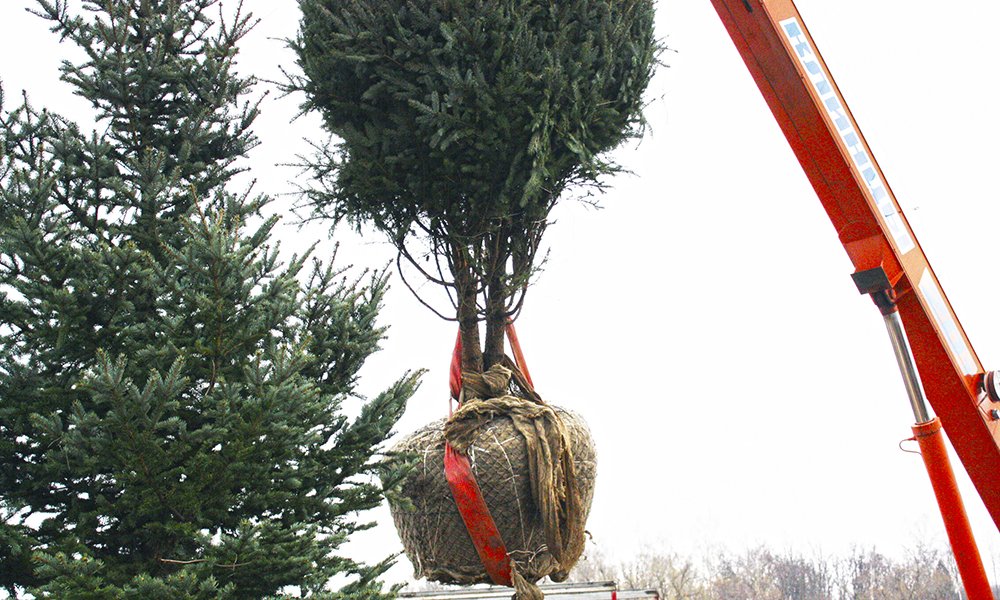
xmin=483 ymin=254 xmax=507 ymax=370
xmin=483 ymin=232 xmax=510 ymax=369
xmin=453 ymin=245 xmax=483 ymax=377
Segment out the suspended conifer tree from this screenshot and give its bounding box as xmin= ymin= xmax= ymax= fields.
xmin=291 ymin=1 xmax=659 ymax=596
xmin=0 ymin=1 xmax=418 ymax=597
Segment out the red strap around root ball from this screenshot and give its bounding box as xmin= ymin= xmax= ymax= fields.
xmin=444 ymin=323 xmax=533 ymax=587
xmin=443 ymin=443 xmax=512 ymax=585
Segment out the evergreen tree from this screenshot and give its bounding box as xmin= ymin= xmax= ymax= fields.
xmin=0 ymin=1 xmax=419 ymax=597
xmin=291 ymin=0 xmax=658 ymax=374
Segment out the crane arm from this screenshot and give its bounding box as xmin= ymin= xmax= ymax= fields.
xmin=708 ymin=0 xmax=1000 ymax=528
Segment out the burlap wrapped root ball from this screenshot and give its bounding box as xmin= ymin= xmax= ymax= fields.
xmin=387 ymin=365 xmax=597 ymax=588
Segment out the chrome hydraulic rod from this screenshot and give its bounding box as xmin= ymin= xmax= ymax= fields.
xmin=881 ymin=308 xmax=931 ymax=424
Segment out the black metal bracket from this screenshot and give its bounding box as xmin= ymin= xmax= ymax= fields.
xmin=851 ymin=266 xmax=897 ymax=316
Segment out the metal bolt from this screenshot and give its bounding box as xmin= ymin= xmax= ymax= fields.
xmin=991 ymin=409 xmax=1000 ymax=421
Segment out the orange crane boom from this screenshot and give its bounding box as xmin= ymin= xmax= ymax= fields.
xmin=709 ymin=0 xmax=998 ymax=596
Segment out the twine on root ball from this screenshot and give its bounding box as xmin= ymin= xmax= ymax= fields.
xmin=448 ymin=362 xmax=586 ymax=571
xmin=387 ymin=361 xmax=595 ymax=600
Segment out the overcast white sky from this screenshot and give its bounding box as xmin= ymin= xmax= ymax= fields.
xmin=2 ymin=0 xmax=999 ymax=586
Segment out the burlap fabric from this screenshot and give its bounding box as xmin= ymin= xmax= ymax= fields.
xmin=387 ymin=364 xmax=596 ymax=592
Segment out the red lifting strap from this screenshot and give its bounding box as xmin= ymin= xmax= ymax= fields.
xmin=444 ymin=324 xmax=533 ymax=587
xmin=504 ymin=322 xmax=534 ymax=389
xmin=443 ymin=444 xmax=512 ymax=585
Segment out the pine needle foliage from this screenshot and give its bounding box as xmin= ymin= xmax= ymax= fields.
xmin=290 ymin=0 xmax=659 ymax=372
xmin=0 ymin=1 xmax=419 ymax=597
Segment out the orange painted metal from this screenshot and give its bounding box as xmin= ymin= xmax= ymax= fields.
xmin=709 ymin=0 xmax=1000 ymax=529
xmin=912 ymin=418 xmax=993 ymax=599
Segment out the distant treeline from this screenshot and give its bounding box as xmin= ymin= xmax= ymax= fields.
xmin=566 ymin=542 xmax=995 ymax=600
